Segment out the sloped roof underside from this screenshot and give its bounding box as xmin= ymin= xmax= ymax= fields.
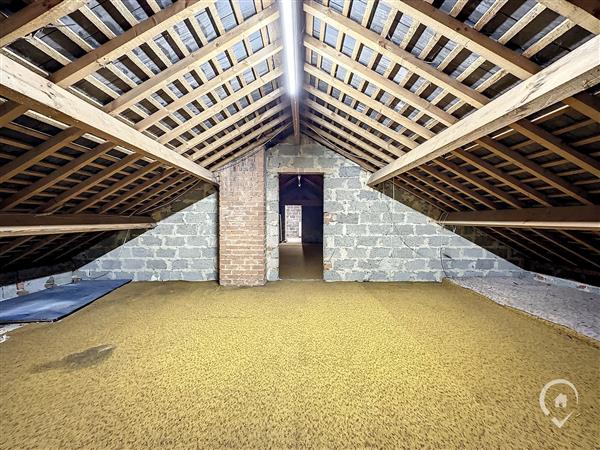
xmin=0 ymin=0 xmax=598 ymax=282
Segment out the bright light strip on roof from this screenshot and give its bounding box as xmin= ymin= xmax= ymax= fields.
xmin=280 ymin=0 xmax=297 ymax=95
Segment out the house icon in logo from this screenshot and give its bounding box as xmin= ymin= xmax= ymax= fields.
xmin=539 ymin=379 xmax=579 ymax=428
xmin=554 ymin=393 xmax=568 ymax=409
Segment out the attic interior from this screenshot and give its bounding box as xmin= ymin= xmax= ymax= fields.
xmin=0 ymin=0 xmax=599 ymax=447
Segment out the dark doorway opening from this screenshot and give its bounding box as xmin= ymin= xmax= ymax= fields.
xmin=279 ymin=174 xmax=324 ymax=280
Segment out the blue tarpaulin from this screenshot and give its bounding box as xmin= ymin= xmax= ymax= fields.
xmin=0 ymin=280 xmax=130 ymax=324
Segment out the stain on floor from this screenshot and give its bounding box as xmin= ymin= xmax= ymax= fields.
xmin=0 ymin=281 xmax=598 ymax=449
xmin=32 ymin=345 xmax=115 ymax=373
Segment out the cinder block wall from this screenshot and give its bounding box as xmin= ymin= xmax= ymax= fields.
xmin=217 ymin=149 xmax=267 ymax=286
xmin=266 ymin=141 xmax=524 ymax=282
xmin=284 ymin=205 xmax=301 ymax=241
xmin=76 ymin=193 xmax=218 ymax=281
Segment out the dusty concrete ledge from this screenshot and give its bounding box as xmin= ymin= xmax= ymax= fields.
xmin=451 ymin=276 xmax=600 ymax=341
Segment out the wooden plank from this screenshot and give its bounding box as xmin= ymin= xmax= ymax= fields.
xmin=0 ymin=142 xmax=116 ymax=210
xmin=304 ymin=123 xmax=384 ymax=167
xmin=536 ymin=0 xmax=600 ymax=34
xmin=0 ymin=0 xmax=86 ymax=47
xmin=103 ymin=169 xmax=178 ymax=214
xmin=0 ymin=101 xmax=28 ymax=127
xmin=453 ymin=150 xmax=553 ymax=206
xmin=0 ymin=214 xmax=155 ymax=238
xmin=388 ymin=0 xmax=540 ymax=79
xmin=304 ymin=0 xmax=489 ymax=108
xmin=475 ymin=136 xmax=593 ymax=204
xmin=202 ymin=118 xmax=290 ymax=167
xmin=304 ymin=64 xmax=432 ymax=144
xmin=132 ymin=41 xmax=283 ymax=130
xmin=304 ymin=84 xmax=414 ymax=150
xmin=0 ymin=54 xmax=217 ymax=184
xmin=104 ymin=5 xmax=279 ymax=114
xmin=50 ymin=0 xmax=215 ymax=86
xmin=510 ymin=121 xmax=600 ymax=178
xmin=0 ymin=127 xmax=84 ymax=184
xmin=435 ymin=159 xmax=524 ymax=209
xmin=40 ymin=154 xmax=142 ymax=214
xmin=367 ymin=35 xmax=600 ymax=186
xmin=210 ymin=125 xmax=288 ymax=170
xmin=303 ymin=35 xmax=456 ymax=126
xmin=305 ymin=102 xmax=401 ymax=159
xmin=441 ymin=205 xmax=600 ymax=231
xmin=189 ymin=97 xmax=288 ymax=160
xmin=157 ymin=67 xmax=283 ymax=144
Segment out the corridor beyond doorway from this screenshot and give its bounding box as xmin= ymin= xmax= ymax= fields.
xmin=279 ymin=174 xmax=324 ymax=280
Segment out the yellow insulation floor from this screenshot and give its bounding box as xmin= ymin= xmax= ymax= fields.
xmin=0 ymin=280 xmax=598 ymax=448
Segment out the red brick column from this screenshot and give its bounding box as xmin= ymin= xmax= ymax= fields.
xmin=217 ymin=149 xmax=266 ymax=286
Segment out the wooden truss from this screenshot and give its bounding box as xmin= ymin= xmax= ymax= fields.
xmin=300 ymin=0 xmax=600 ymax=278
xmin=0 ymin=0 xmax=289 ymax=271
xmin=0 ymin=0 xmax=599 ymax=279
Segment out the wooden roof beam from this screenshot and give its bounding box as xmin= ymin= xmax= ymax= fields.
xmin=132 ymin=41 xmax=283 ymax=130
xmin=190 ymin=98 xmax=289 ymax=161
xmin=50 ymin=0 xmax=216 ymax=86
xmin=104 ymin=5 xmax=279 ymax=114
xmin=536 ymin=0 xmax=600 ymax=34
xmin=211 ymin=124 xmax=290 ymax=170
xmin=304 ymin=0 xmax=489 ymax=108
xmin=385 ymin=0 xmax=540 ymax=80
xmin=157 ymin=67 xmax=283 ymax=144
xmin=202 ymin=118 xmax=290 ymax=168
xmin=0 ymin=143 xmax=116 ymax=211
xmin=0 ymin=127 xmax=84 ymax=184
xmin=383 ymin=0 xmax=598 ymax=121
xmin=0 ymin=214 xmax=155 ymax=238
xmin=368 ymin=35 xmax=600 ymax=186
xmin=0 ymin=0 xmax=86 ymax=47
xmin=0 ymin=54 xmax=217 ymax=185
xmin=441 ymin=205 xmax=600 ymax=231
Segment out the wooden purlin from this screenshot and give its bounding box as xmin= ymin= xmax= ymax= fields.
xmin=302 ymin=11 xmax=599 ymax=214
xmin=0 ymin=55 xmax=218 ymax=184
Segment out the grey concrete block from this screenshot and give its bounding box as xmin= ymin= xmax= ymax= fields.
xmin=324 ymin=271 xmax=342 ymax=281
xmin=146 ymin=259 xmax=168 ymax=270
xmin=189 ymin=259 xmax=214 ymax=269
xmin=370 ymin=247 xmax=392 ymax=258
xmin=153 ymin=224 xmax=175 ymax=235
xmin=463 ymin=248 xmax=485 ymax=259
xmin=172 ymin=260 xmax=189 ymax=270
xmin=476 ymin=259 xmax=496 ymax=270
xmin=122 ymin=259 xmax=144 ymax=270
xmin=175 ymin=224 xmax=198 ymax=235
xmin=357 ymin=190 xmax=380 ymax=201
xmin=334 ymin=236 xmax=355 ymax=247
xmin=368 ymin=224 xmax=394 ymax=235
xmin=405 ymin=259 xmax=427 ymax=271
xmin=131 ymin=247 xmax=153 ymax=258
xmin=415 ymin=224 xmax=438 ymax=236
xmin=340 ymin=166 xmax=361 ymax=177
xmin=392 ymin=248 xmax=415 ymax=259
xmin=139 ymin=236 xmax=163 ymax=246
xmin=202 ymin=248 xmax=218 ymax=258
xmin=164 ymin=236 xmax=186 ymax=247
xmin=186 ymin=236 xmax=209 ymax=246
xmin=178 ymin=248 xmax=200 ymax=258
xmin=156 ymin=248 xmax=177 ymax=258
xmin=346 ymin=224 xmax=367 ymax=235
xmin=101 ymin=259 xmax=121 ymax=270
xmin=334 ymin=260 xmax=356 ymax=269
xmin=359 ymin=212 xmax=382 ymax=224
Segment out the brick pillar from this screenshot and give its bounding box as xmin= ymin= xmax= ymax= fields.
xmin=218 ymin=149 xmax=266 ymax=286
